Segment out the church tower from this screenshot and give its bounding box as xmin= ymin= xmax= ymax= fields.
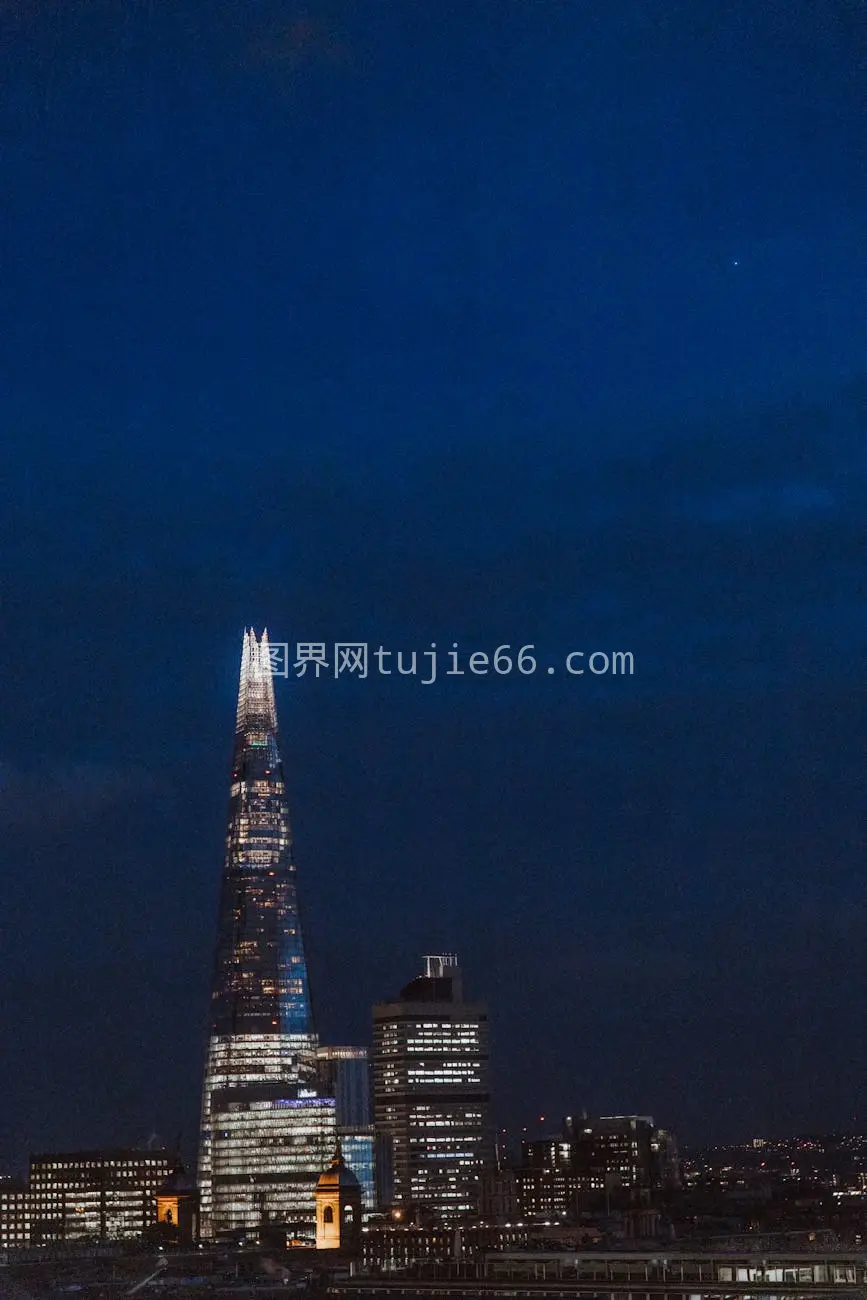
xmin=315 ymin=1146 xmax=363 ymax=1253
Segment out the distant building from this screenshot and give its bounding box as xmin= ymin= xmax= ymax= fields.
xmin=564 ymin=1114 xmax=678 ymax=1197
xmin=651 ymin=1127 xmax=682 ymax=1189
xmin=515 ymin=1166 xmax=578 ymax=1220
xmin=522 ymin=1138 xmax=575 ymax=1171
xmin=480 ymin=1165 xmax=577 ymax=1224
xmin=317 ymin=1046 xmax=376 ymax=1213
xmin=372 ymin=954 xmax=491 ymax=1222
xmin=338 ymin=1130 xmax=376 ymax=1216
xmin=575 ymin=1115 xmax=657 ymax=1194
xmin=317 ymin=1046 xmax=370 ymax=1126
xmin=30 ymin=1148 xmax=173 ymax=1242
xmin=0 ymin=1179 xmax=30 ymax=1249
xmin=478 ymin=1168 xmax=519 ymax=1223
xmin=486 ymin=1115 xmax=680 ymax=1224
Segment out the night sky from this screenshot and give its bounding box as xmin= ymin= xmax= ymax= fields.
xmin=0 ymin=0 xmax=864 ymax=1173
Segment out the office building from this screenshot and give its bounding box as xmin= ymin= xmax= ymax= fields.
xmin=520 ymin=1114 xmax=680 ymax=1207
xmin=570 ymin=1114 xmax=657 ymax=1195
xmin=480 ymin=1164 xmax=578 ymax=1224
xmin=29 ymin=1148 xmax=172 ymax=1243
xmin=372 ymin=954 xmax=491 ymax=1222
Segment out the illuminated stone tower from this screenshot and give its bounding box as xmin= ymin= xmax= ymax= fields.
xmin=314 ymin=1144 xmax=362 ymax=1252
xmin=198 ymin=629 xmax=335 ymax=1239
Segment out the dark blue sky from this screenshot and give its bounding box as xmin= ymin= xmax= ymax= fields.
xmin=0 ymin=0 xmax=864 ymax=1170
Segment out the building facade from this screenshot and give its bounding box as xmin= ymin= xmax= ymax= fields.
xmin=198 ymin=629 xmax=335 ymax=1238
xmin=317 ymin=1046 xmax=376 ymax=1213
xmin=576 ymin=1114 xmax=656 ymax=1193
xmin=29 ymin=1149 xmax=173 ymax=1243
xmin=480 ymin=1165 xmax=578 ymax=1223
xmin=360 ymin=1222 xmax=529 ymax=1269
xmin=373 ymin=954 xmax=491 ymax=1222
xmin=0 ymin=1179 xmax=30 ymax=1250
xmin=499 ymin=1114 xmax=680 ymax=1220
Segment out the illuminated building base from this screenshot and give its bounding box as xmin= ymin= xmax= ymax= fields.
xmin=209 ymin=1081 xmax=336 ymax=1236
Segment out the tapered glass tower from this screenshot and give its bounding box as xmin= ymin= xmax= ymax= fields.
xmin=198 ymin=630 xmax=335 ymax=1239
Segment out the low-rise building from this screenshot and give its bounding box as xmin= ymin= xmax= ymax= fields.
xmin=30 ymin=1148 xmax=174 ymax=1242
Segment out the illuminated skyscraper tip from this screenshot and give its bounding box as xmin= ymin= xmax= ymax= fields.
xmin=236 ymin=626 xmax=277 ymax=734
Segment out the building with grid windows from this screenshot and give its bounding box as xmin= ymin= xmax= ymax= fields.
xmin=29 ymin=1149 xmax=173 ymax=1243
xmin=198 ymin=630 xmax=335 ymax=1238
xmin=0 ymin=1179 xmax=30 ymax=1249
xmin=372 ymin=955 xmax=491 ymax=1222
xmin=499 ymin=1114 xmax=679 ymax=1218
xmin=564 ymin=1113 xmax=661 ymax=1197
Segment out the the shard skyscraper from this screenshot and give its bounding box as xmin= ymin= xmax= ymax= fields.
xmin=198 ymin=630 xmax=335 ymax=1239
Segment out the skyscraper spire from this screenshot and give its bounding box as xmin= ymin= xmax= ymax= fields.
xmin=198 ymin=629 xmax=335 ymax=1238
xmin=235 ymin=627 xmax=278 ymax=734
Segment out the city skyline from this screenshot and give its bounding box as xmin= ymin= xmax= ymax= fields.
xmin=0 ymin=614 xmax=863 ymax=1170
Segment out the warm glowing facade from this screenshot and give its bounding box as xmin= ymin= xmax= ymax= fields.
xmin=372 ymin=955 xmax=491 ymax=1222
xmin=314 ymin=1146 xmax=362 ymax=1252
xmin=198 ymin=630 xmax=335 ymax=1238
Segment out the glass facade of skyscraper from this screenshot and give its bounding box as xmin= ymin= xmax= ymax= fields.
xmin=316 ymin=1046 xmax=376 ymax=1213
xmin=198 ymin=630 xmax=333 ymax=1238
xmin=209 ymin=1086 xmax=336 ymax=1232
